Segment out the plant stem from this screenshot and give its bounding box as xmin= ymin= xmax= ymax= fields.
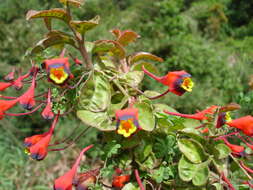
xmin=230 ymin=154 xmax=252 ymax=180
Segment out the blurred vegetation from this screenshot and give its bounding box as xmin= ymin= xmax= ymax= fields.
xmin=0 ymin=0 xmax=253 ymax=189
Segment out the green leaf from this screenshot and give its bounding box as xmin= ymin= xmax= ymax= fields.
xmin=154 ymin=103 xmax=178 ymax=113
xmin=103 ymin=140 xmax=121 ymax=159
xmin=122 ymin=183 xmax=139 ymax=190
xmin=30 ymin=31 xmax=77 ymax=54
xmin=134 ymin=102 xmax=156 ymax=131
xmin=131 ymin=61 xmax=160 ymax=75
xmin=93 ymin=40 xmax=126 ymax=59
xmin=58 ymin=0 xmax=84 ymax=7
xmin=108 ymin=95 xmax=128 ymax=117
xmin=214 ymin=143 xmax=231 ymax=159
xmin=134 ymin=140 xmax=153 ymax=162
xmin=178 ymin=155 xmax=197 ymax=182
xmin=77 ymin=110 xmax=116 ymax=131
xmin=26 ymin=9 xmax=70 ymax=22
xmin=70 ymin=16 xmax=100 ymax=35
xmin=178 ymin=156 xmax=209 ymax=186
xmin=212 ymin=183 xmax=224 ymax=190
xmin=117 ymin=30 xmax=139 ymax=46
xmin=178 ymin=139 xmax=207 ymax=164
xmin=129 ymin=52 xmax=164 ymax=64
xmin=119 ymin=71 xmax=144 ymax=87
xmin=192 ymin=165 xmax=209 ymax=186
xmin=79 ymin=71 xmax=111 ymax=112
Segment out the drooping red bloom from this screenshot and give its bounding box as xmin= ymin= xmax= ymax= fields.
xmin=112 ymin=175 xmax=130 ymax=188
xmin=115 ymin=108 xmax=140 ymax=138
xmin=12 ymin=72 xmax=30 ymax=90
xmin=164 ymin=105 xmax=218 ymax=121
xmin=222 ymin=138 xmax=244 ymax=154
xmin=0 ymin=98 xmax=20 ymax=120
xmin=4 ymin=68 xmax=15 ymax=81
xmin=42 ymin=58 xmax=74 ymax=85
xmin=19 ymin=73 xmax=37 ymax=110
xmin=226 ymin=116 xmax=253 ymax=136
xmin=24 ymin=114 xmax=59 ymax=161
xmin=142 ymin=66 xmax=194 ymax=96
xmin=41 ymin=89 xmax=54 ymax=120
xmin=54 ymin=145 xmax=93 ymax=190
xmin=0 ymin=82 xmax=13 ymax=91
xmin=73 ymin=168 xmax=99 ymax=190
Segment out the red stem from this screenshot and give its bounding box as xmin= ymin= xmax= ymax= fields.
xmin=213 ymin=131 xmax=239 ymax=141
xmin=134 ymin=169 xmax=145 ymax=190
xmin=142 ymin=65 xmax=162 ymax=81
xmin=148 ymin=88 xmax=171 ymax=100
xmin=239 ymin=161 xmax=253 ymax=174
xmin=221 ymin=172 xmax=236 ymax=190
xmin=5 ymin=103 xmax=43 ymax=116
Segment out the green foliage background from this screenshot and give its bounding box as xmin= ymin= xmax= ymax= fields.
xmin=0 ymin=0 xmax=253 ymax=189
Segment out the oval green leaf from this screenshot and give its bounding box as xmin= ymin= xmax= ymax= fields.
xmin=70 ymin=16 xmax=100 ymax=35
xmin=77 ymin=110 xmax=116 ymax=131
xmin=214 ymin=143 xmax=231 ymax=159
xmin=134 ymin=102 xmax=155 ymax=131
xmin=131 ymin=61 xmax=160 ymax=75
xmin=178 ymin=155 xmax=197 ymax=182
xmin=120 ymin=71 xmax=144 ymax=87
xmin=79 ymin=71 xmax=111 ymax=112
xmin=192 ymin=165 xmax=209 ymax=186
xmin=26 ymin=9 xmax=70 ymax=22
xmin=178 ymin=139 xmax=207 ymax=164
xmin=129 ymin=52 xmax=164 ymax=65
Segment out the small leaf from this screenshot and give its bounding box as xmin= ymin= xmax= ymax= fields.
xmin=117 ymin=30 xmax=139 ymax=46
xmin=122 ymin=183 xmax=139 ymax=190
xmin=70 ymin=16 xmax=100 ymax=35
xmin=77 ymin=110 xmax=116 ymax=131
xmin=79 ymin=71 xmax=111 ymax=112
xmin=192 ymin=165 xmax=209 ymax=186
xmin=178 ymin=139 xmax=207 ymax=164
xmin=212 ymin=183 xmax=224 ymax=190
xmin=93 ymin=40 xmax=126 ymax=59
xmin=131 ymin=61 xmax=160 ymax=75
xmin=26 ymin=9 xmax=70 ymax=22
xmin=119 ymin=71 xmax=144 ymax=87
xmin=178 ymin=156 xmax=197 ymax=182
xmin=179 ymin=156 xmax=209 ymax=186
xmin=58 ymin=0 xmax=84 ymax=7
xmin=134 ymin=102 xmax=156 ymax=131
xmin=214 ymin=143 xmax=231 ymax=159
xmin=129 ymin=52 xmax=164 ymax=65
xmin=30 ymin=31 xmax=77 ymax=54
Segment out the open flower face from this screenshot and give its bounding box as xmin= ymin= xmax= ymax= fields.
xmin=226 ymin=116 xmax=253 ymax=136
xmin=116 ymin=108 xmax=140 ymax=138
xmin=161 ymin=71 xmax=194 ymax=96
xmin=43 ymin=58 xmax=73 ymax=85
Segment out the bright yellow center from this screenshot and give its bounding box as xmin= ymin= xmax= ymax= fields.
xmin=24 ymin=148 xmax=30 ymax=155
xmin=117 ymin=119 xmax=137 ymax=138
xmin=181 ymin=77 xmax=194 ymax=92
xmin=49 ymin=67 xmax=68 ymax=84
xmin=225 ymin=112 xmax=232 ymax=122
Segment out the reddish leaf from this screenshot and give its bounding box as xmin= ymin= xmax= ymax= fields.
xmin=118 ymin=30 xmax=140 ymax=46
xmin=70 ymin=16 xmax=100 ymax=35
xmin=129 ymin=52 xmax=164 ymax=65
xmin=58 ymin=0 xmax=84 ymax=7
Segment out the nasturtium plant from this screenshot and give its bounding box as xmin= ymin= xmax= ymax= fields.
xmin=1 ymin=1 xmax=253 ymax=190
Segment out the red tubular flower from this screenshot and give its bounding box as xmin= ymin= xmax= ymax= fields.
xmin=4 ymin=68 xmax=15 ymax=81
xmin=222 ymin=138 xmax=245 ymax=154
xmin=0 ymin=98 xmax=20 ymax=120
xmin=19 ymin=73 xmax=37 ymax=110
xmin=73 ymin=168 xmax=99 ymax=190
xmin=201 ymin=128 xmax=209 ymax=133
xmin=24 ymin=114 xmax=59 ymax=161
xmin=12 ymin=72 xmax=30 ymax=90
xmin=54 ymin=145 xmax=94 ymax=190
xmin=164 ymin=105 xmax=218 ymax=121
xmin=112 ymin=175 xmax=130 ymax=188
xmin=115 ymin=108 xmax=140 ymax=138
xmin=142 ymin=65 xmax=194 ymax=97
xmin=41 ymin=89 xmax=54 ymax=120
xmin=0 ymin=82 xmax=13 ymax=91
xmin=42 ymin=58 xmax=74 ymax=85
xmin=226 ymin=116 xmax=253 ymax=136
